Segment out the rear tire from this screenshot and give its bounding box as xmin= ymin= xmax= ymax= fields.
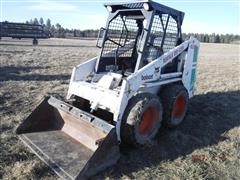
xmin=160 ymin=84 xmax=189 ymax=128
xmin=121 ymin=93 xmax=163 ymax=147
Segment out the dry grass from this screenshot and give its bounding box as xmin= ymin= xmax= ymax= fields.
xmin=0 ymin=38 xmax=239 ymax=179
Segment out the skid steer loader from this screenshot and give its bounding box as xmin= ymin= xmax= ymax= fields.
xmin=17 ymin=1 xmax=199 ymax=179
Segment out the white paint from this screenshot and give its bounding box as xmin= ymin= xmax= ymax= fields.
xmin=67 ymin=37 xmax=200 ymax=142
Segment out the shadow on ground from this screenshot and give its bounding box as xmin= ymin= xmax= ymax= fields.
xmin=0 ymin=43 xmax=95 ymax=48
xmin=1 ymin=89 xmax=239 ymax=179
xmin=0 ymin=50 xmax=29 ymax=54
xmin=92 ymin=90 xmax=240 ymax=179
xmin=0 ymin=66 xmax=70 ymax=81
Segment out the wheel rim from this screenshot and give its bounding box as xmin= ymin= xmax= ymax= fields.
xmin=172 ymin=95 xmax=187 ymax=120
xmin=138 ymin=106 xmax=158 ymax=135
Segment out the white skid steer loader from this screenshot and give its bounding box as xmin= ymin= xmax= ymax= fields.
xmin=17 ymin=1 xmax=200 ymax=179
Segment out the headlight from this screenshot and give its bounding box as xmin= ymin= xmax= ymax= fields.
xmin=106 ymin=5 xmax=113 ymax=12
xmin=143 ymin=3 xmax=150 ymax=11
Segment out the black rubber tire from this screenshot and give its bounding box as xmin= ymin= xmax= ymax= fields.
xmin=33 ymin=38 xmax=38 ymax=45
xmin=121 ymin=93 xmax=163 ymax=147
xmin=160 ymin=84 xmax=189 ymax=128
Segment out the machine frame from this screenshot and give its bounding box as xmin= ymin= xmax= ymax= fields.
xmin=67 ymin=1 xmax=200 ymax=141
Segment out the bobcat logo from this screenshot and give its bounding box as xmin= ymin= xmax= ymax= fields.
xmin=141 ymin=74 xmax=153 ymax=80
xmin=154 ymin=67 xmax=160 ymax=73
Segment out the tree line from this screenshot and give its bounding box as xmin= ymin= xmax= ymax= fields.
xmin=26 ymin=18 xmax=239 ymax=44
xmin=26 ymin=18 xmax=99 ymax=38
xmin=182 ymin=33 xmax=239 ymax=44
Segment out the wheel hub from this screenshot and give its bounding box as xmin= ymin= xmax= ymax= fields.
xmin=172 ymin=95 xmax=187 ymax=120
xmin=138 ymin=106 xmax=158 ymax=135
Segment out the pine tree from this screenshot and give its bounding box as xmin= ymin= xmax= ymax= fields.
xmin=46 ymin=19 xmax=51 ymax=31
xmin=39 ymin=17 xmax=44 ymax=25
xmin=33 ymin=18 xmax=39 ymax=25
xmin=50 ymin=25 xmax=56 ymax=37
xmin=214 ymin=34 xmax=220 ymax=43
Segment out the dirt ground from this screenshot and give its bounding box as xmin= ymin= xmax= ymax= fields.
xmin=0 ymin=38 xmax=239 ymax=179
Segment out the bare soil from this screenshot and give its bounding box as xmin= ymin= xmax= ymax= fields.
xmin=0 ymin=38 xmax=239 ymax=179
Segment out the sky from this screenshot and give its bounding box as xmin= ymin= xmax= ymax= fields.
xmin=1 ymin=0 xmax=240 ymax=34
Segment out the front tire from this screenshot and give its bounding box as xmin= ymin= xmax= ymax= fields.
xmin=121 ymin=93 xmax=163 ymax=147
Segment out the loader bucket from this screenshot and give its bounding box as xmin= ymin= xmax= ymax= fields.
xmin=16 ymin=96 xmax=120 ymax=179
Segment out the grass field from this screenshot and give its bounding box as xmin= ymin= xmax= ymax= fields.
xmin=0 ymin=38 xmax=239 ymax=179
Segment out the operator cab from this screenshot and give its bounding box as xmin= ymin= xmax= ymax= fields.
xmin=96 ymin=0 xmax=184 ymax=76
xmin=96 ymin=9 xmax=144 ymax=76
